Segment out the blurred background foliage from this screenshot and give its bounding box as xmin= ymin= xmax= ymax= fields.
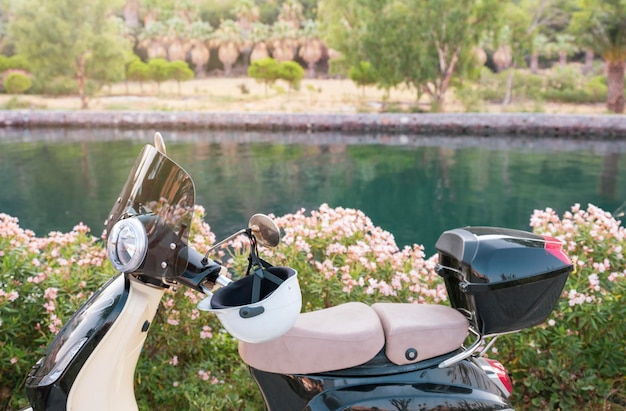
xmin=0 ymin=0 xmax=622 ymax=112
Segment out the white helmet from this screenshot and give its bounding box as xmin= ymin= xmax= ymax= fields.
xmin=198 ymin=266 xmax=301 ymax=343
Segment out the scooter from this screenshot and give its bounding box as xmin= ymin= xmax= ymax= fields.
xmin=23 ymin=134 xmax=574 ymax=411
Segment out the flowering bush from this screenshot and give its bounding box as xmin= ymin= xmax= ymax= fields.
xmin=224 ymin=204 xmax=446 ymax=311
xmin=499 ymin=204 xmax=626 ymax=409
xmin=0 ymin=213 xmax=112 ymax=409
xmin=3 ymin=203 xmax=625 ymax=410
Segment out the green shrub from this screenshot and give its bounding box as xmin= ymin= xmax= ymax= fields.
xmin=349 ymin=61 xmax=377 ymax=92
xmin=585 ymin=75 xmax=608 ymax=101
xmin=147 ymin=58 xmax=172 ymax=92
xmin=277 ymin=61 xmax=304 ymax=92
xmin=3 ymin=72 xmax=32 ymax=94
xmin=168 ymin=60 xmax=194 ymax=95
xmin=127 ymin=60 xmax=150 ymax=83
xmin=6 ymin=55 xmax=31 ymax=72
xmin=33 ymin=76 xmax=78 ymax=95
xmin=248 ymin=57 xmax=280 ymax=95
xmin=0 ymin=55 xmax=31 ymax=73
xmin=544 ymin=66 xmax=582 ymax=92
xmin=454 ymin=85 xmax=485 ymax=112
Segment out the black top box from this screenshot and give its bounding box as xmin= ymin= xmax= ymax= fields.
xmin=435 ymin=227 xmax=573 ymax=336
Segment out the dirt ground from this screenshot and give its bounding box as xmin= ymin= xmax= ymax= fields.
xmin=0 ymin=77 xmax=609 ymax=115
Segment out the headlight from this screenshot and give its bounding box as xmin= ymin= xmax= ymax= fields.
xmin=107 ymin=218 xmax=148 ymax=273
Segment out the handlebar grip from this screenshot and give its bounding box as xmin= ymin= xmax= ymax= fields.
xmin=176 ymin=246 xmax=223 ymax=292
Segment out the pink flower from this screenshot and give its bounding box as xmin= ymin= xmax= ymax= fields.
xmin=43 ymin=301 xmax=56 ymax=313
xmin=44 ymin=287 xmax=58 ymax=300
xmin=10 ymin=357 xmax=18 ymax=364
xmin=200 ymin=326 xmax=212 ymax=339
xmin=7 ymin=290 xmax=18 ymax=302
xmin=169 ymin=356 xmax=179 ymax=366
xmin=197 ymin=369 xmax=211 ymax=381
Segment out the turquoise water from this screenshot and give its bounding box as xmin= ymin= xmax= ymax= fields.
xmin=1 ymin=128 xmax=625 ymax=255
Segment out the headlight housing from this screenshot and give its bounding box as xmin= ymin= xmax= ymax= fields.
xmin=107 ymin=218 xmax=148 ymax=273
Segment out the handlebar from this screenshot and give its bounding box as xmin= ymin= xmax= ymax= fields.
xmin=176 ymin=246 xmax=230 ymax=293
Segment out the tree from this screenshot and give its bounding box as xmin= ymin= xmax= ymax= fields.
xmin=188 ymin=20 xmax=213 ymax=77
xmin=270 ymin=20 xmax=298 ymax=62
xmin=148 ymin=57 xmax=172 ymax=92
xmin=530 ymin=34 xmax=550 ymax=73
xmin=278 ymin=60 xmax=304 ymax=92
xmin=8 ymin=0 xmax=130 ymax=108
xmin=234 ymin=0 xmax=260 ymax=66
xmin=3 ymin=71 xmax=32 ymax=94
xmin=127 ymin=59 xmax=150 ymax=93
xmin=213 ymin=19 xmax=242 ymax=76
xmin=349 ymin=61 xmax=377 ymax=95
xmin=165 ymin=16 xmax=189 ymax=62
xmin=138 ymin=21 xmax=168 ymax=59
xmin=545 ymin=33 xmax=579 ymax=66
xmin=319 ymin=0 xmax=502 ymax=111
xmin=248 ymin=57 xmax=280 ymax=95
xmin=249 ymin=22 xmax=271 ymax=62
xmin=570 ymin=0 xmax=626 ymax=113
xmin=169 ymin=60 xmax=194 ymax=95
xmin=298 ymin=19 xmax=324 ymax=78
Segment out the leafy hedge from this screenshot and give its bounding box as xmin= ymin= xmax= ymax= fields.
xmin=1 ymin=203 xmax=625 ymax=410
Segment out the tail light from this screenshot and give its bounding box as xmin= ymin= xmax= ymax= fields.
xmin=485 ymin=358 xmax=513 ymax=397
xmin=476 ymin=357 xmax=513 ymax=397
xmin=542 ymin=235 xmax=572 ymax=265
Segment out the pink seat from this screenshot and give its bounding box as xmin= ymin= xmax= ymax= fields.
xmin=371 ymin=303 xmax=469 ymax=365
xmin=238 ymin=302 xmax=469 ymax=374
xmin=238 ymin=302 xmax=384 ymax=374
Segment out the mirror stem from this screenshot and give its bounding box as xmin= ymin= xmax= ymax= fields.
xmin=201 ymin=228 xmax=247 ymax=265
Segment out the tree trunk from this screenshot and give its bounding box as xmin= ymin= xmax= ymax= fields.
xmin=435 ymin=46 xmax=460 ymax=112
xmin=606 ymin=59 xmax=625 ymax=113
xmin=76 ymin=54 xmax=88 ymax=109
xmin=218 ymin=43 xmax=239 ymax=76
xmin=583 ymin=49 xmax=594 ymax=74
xmin=502 ymin=68 xmax=514 ymax=106
xmin=559 ymin=50 xmax=567 ymax=67
xmin=530 ymin=52 xmax=539 ymax=74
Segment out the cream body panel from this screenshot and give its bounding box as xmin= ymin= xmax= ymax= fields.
xmin=67 ymin=277 xmax=165 ymax=411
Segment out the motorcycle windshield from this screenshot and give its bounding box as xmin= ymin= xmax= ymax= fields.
xmin=105 ymin=144 xmax=195 ymax=276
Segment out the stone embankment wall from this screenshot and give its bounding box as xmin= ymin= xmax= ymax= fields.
xmin=0 ymin=110 xmax=625 ymax=138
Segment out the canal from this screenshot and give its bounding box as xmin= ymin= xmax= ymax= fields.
xmin=1 ymin=127 xmax=625 ymax=255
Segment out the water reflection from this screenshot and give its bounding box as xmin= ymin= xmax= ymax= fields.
xmin=1 ymin=128 xmax=625 ymax=254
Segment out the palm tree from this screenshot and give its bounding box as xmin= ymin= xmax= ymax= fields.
xmin=234 ymin=0 xmax=259 ymax=35
xmin=271 ymin=20 xmax=298 ymax=62
xmin=234 ymin=0 xmax=260 ymax=68
xmin=546 ymin=34 xmax=578 ymax=67
xmin=138 ymin=21 xmax=168 ymax=59
xmin=213 ymin=19 xmax=242 ymax=76
xmin=278 ymin=0 xmax=304 ymax=30
xmin=473 ymin=47 xmax=487 ymax=66
xmin=570 ymin=0 xmax=626 ymax=113
xmin=493 ymin=45 xmax=512 ymax=72
xmin=249 ymin=22 xmax=271 ymax=62
xmin=298 ymin=19 xmax=323 ymax=78
xmin=165 ymin=16 xmax=189 ymax=62
xmin=188 ymin=20 xmax=213 ymax=77
xmin=123 ymin=0 xmax=140 ymax=29
xmin=530 ymin=34 xmax=549 ymax=74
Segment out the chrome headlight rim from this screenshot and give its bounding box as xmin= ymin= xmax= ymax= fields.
xmin=107 ymin=218 xmax=148 ymax=273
